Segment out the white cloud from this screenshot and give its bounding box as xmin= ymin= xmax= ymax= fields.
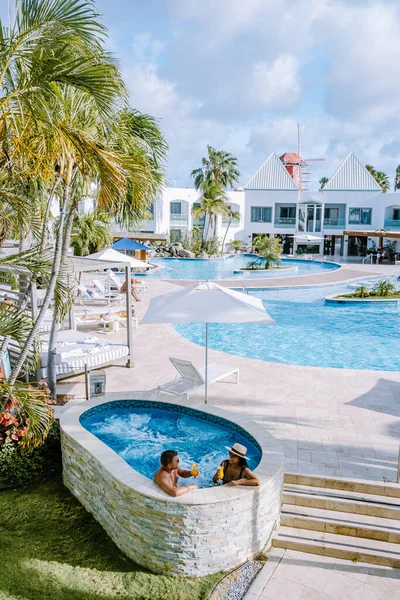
xmin=250 ymin=55 xmax=301 ymax=110
xmin=117 ymin=1 xmax=400 ymax=188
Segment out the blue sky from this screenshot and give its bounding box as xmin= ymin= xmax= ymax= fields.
xmin=5 ymin=0 xmax=400 ymax=189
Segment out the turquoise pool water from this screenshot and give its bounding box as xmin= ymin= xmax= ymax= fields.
xmin=175 ymin=282 xmax=400 ymax=371
xmin=81 ymin=401 xmax=261 ymax=488
xmin=146 ymin=255 xmax=339 ymax=280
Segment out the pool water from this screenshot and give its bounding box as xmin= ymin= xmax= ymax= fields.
xmin=82 ymin=405 xmax=261 ymax=488
xmin=175 ymin=282 xmax=400 ymax=371
xmin=146 ymin=255 xmax=339 ymax=280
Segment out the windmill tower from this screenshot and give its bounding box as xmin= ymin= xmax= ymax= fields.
xmin=279 ymin=124 xmax=325 ymax=191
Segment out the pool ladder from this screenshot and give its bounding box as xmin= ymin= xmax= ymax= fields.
xmin=242 ymin=286 xmax=249 ymax=295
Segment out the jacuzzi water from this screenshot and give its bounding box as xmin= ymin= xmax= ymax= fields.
xmin=81 ymin=402 xmax=261 ymax=488
xmin=145 ymin=254 xmax=339 ymax=280
xmin=175 ymin=281 xmax=400 ymax=371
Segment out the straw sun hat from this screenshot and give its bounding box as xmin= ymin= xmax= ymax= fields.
xmin=225 ymin=442 xmax=247 ymax=459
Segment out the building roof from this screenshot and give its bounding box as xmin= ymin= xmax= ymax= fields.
xmin=279 ymin=152 xmax=302 ymax=165
xmin=245 ymin=152 xmax=298 ymax=190
xmin=324 ymin=152 xmax=381 ymax=192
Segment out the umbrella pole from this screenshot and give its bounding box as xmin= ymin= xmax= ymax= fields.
xmin=205 ymin=322 xmax=208 ymax=404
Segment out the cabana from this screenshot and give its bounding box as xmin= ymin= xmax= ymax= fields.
xmin=0 ymin=254 xmax=135 ymax=382
xmin=113 ymin=237 xmax=152 ymax=251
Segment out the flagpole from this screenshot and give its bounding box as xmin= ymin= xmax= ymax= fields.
xmin=205 ymin=322 xmax=208 ymax=404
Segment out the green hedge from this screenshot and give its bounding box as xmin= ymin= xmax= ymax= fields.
xmin=0 ymin=421 xmax=62 ymax=490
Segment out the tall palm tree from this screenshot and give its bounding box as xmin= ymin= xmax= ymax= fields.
xmin=375 ymin=171 xmax=390 ymax=193
xmin=191 ymin=183 xmax=229 ymax=244
xmin=71 ymin=211 xmax=112 ymax=256
xmin=319 ymin=177 xmax=329 ymax=191
xmin=365 ymin=165 xmax=390 ymax=192
xmin=395 ymin=165 xmax=400 ymax=192
xmin=191 ymin=146 xmax=240 ymax=190
xmin=221 ymin=208 xmax=241 ymax=253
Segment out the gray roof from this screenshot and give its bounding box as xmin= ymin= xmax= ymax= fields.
xmin=245 ymin=152 xmax=298 ymax=190
xmin=324 ymin=152 xmax=381 ymax=191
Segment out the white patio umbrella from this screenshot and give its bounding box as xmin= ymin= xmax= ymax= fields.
xmin=141 ymin=281 xmax=275 ymax=403
xmin=290 ymin=233 xmax=324 ymax=243
xmin=86 ymin=247 xmax=150 ymax=269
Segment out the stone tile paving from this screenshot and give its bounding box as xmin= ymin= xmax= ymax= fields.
xmin=245 ymin=549 xmax=400 ymax=600
xmin=61 ymin=271 xmax=400 ymax=483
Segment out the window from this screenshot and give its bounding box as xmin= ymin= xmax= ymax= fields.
xmin=251 ymin=207 xmax=272 ymax=222
xmin=280 ymin=206 xmax=296 ymax=219
xmin=324 ymin=207 xmax=339 ymax=219
xmin=349 ymin=208 xmax=372 ymax=225
xmin=170 ymin=202 xmax=182 ymax=214
xmin=393 ymin=209 xmax=400 ymax=220
xmin=147 ymin=204 xmax=155 ymax=217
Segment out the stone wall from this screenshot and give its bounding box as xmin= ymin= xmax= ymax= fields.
xmin=61 ymin=394 xmax=284 ymax=576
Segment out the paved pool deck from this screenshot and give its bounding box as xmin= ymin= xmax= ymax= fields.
xmin=245 ymin=548 xmax=400 ymax=600
xmin=60 ymin=263 xmax=400 ymax=484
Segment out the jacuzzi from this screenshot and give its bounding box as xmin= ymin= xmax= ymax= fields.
xmin=60 ymin=392 xmax=284 ymax=576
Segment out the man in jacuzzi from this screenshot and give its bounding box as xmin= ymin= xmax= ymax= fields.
xmin=154 ymin=450 xmax=198 ymax=497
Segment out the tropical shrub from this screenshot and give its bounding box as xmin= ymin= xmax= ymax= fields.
xmin=354 ymin=286 xmax=370 ymax=298
xmin=252 ymin=235 xmax=282 ymax=269
xmin=202 ymin=236 xmax=220 ymax=256
xmin=0 ymin=381 xmax=54 ymax=450
xmin=180 ymin=230 xmax=203 ymax=255
xmin=0 ymin=444 xmax=44 ymax=488
xmin=0 ymin=420 xmax=61 ymax=489
xmin=230 ymin=240 xmax=242 ymax=253
xmin=373 ymin=280 xmax=397 ymax=297
xmin=246 ymin=260 xmax=263 ymax=270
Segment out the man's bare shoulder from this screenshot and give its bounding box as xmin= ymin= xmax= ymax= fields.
xmin=154 ymin=467 xmax=166 ymax=482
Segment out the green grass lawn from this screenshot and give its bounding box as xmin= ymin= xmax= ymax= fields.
xmin=0 ymin=478 xmax=222 ymax=600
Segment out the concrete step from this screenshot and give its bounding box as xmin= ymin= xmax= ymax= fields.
xmin=281 ymin=504 xmax=400 ymax=544
xmin=283 ymin=483 xmax=400 ymax=520
xmin=284 ymin=473 xmax=400 ymax=498
xmin=273 ymin=526 xmax=400 ymax=568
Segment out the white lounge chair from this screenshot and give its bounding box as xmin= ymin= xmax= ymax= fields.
xmin=158 ymin=357 xmax=239 ymax=399
xmin=77 ymin=284 xmax=121 ymax=306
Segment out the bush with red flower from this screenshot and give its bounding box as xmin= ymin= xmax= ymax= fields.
xmin=0 ymin=380 xmax=54 ymax=451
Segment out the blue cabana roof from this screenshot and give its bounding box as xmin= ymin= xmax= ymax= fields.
xmin=113 ymin=237 xmax=152 ymax=251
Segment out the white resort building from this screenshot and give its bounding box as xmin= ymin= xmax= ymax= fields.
xmin=112 ymin=151 xmax=400 ymax=259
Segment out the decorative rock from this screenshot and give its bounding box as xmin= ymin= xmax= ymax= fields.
xmin=178 ymin=248 xmax=195 ymax=258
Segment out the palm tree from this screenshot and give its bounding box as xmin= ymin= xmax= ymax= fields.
xmin=71 ymin=212 xmax=112 ymax=256
xmin=319 ymin=177 xmax=329 ymax=191
xmin=252 ymin=235 xmax=282 ymax=269
xmin=191 ymin=183 xmax=229 ymax=244
xmin=365 ymin=165 xmax=390 ymax=192
xmin=395 ymin=165 xmax=400 ymax=192
xmin=221 ymin=208 xmax=241 ymax=253
xmin=191 ymin=146 xmax=240 ymax=190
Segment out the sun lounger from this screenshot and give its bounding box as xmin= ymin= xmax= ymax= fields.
xmin=158 ymin=357 xmax=239 ymax=399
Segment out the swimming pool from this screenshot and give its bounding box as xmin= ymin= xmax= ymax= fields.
xmin=81 ymin=402 xmax=261 ymax=488
xmin=146 ymin=254 xmax=339 ymax=280
xmin=175 ymin=282 xmax=400 ymax=371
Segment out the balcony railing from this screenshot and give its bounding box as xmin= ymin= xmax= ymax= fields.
xmin=221 ymin=218 xmax=240 ymax=227
xmin=193 ymin=218 xmax=205 ymax=227
xmin=170 ymin=213 xmax=188 ymax=225
xmin=323 ymin=218 xmax=346 ymax=229
xmin=384 ymin=219 xmax=400 ymax=229
xmin=274 ymin=217 xmax=296 ymax=227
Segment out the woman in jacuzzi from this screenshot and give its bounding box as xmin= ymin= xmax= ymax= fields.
xmin=212 ymin=443 xmax=260 ymax=487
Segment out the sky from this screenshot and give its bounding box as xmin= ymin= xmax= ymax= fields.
xmin=5 ymin=0 xmax=400 ymax=190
